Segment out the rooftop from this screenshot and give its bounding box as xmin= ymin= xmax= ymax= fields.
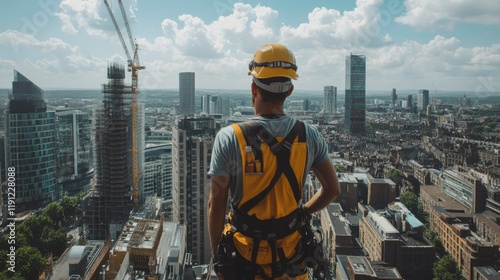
xmin=327 ymin=203 xmax=352 ymax=236
xmin=367 ymin=211 xmax=399 ymax=240
xmin=115 ymin=219 xmax=161 ymax=252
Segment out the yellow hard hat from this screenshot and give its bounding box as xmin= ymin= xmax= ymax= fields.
xmin=248 ymin=43 xmax=298 ymax=80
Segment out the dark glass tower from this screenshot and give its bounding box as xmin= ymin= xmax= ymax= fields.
xmin=4 ymin=70 xmax=56 ymax=213
xmin=179 ymin=72 xmax=195 ymax=116
xmin=418 ymin=89 xmax=429 ymax=113
xmin=344 ymin=54 xmax=366 ymax=135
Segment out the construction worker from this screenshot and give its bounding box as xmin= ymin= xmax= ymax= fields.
xmin=208 ymin=43 xmax=340 ymax=279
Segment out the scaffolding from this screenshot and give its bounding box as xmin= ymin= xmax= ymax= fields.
xmin=84 ymin=63 xmax=134 ymax=241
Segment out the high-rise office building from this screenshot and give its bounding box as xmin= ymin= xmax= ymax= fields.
xmin=55 ymin=108 xmax=93 ymax=196
xmin=84 ymin=63 xmax=140 ymax=241
xmin=324 ymin=86 xmax=337 ymax=114
xmin=344 ymin=54 xmax=366 ymax=134
xmin=201 ymin=94 xmax=230 ymax=117
xmin=417 ymin=89 xmax=429 ymax=112
xmin=407 ymin=95 xmax=413 ymax=108
xmin=4 ymin=70 xmax=56 ymax=213
xmin=201 ymin=94 xmax=211 ymax=114
xmin=179 ymin=72 xmax=195 ymax=116
xmin=391 ymin=88 xmax=397 ymax=108
xmin=172 ymin=116 xmax=218 ymax=265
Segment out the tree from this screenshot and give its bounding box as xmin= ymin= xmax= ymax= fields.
xmin=0 ymin=272 xmax=25 ymax=280
xmin=424 ymin=228 xmax=445 ymax=256
xmin=336 ymin=165 xmax=347 ymax=173
xmin=40 ymin=228 xmax=68 ymax=258
xmin=15 ymin=246 xmax=45 ymax=280
xmin=44 ymin=202 xmax=64 ymax=226
xmin=17 ymin=214 xmax=54 ymax=247
xmin=365 ymin=122 xmax=375 ymax=134
xmin=400 ymin=191 xmax=427 ymax=222
xmin=433 ymin=254 xmax=463 ymax=280
xmin=472 ymin=126 xmax=484 ymax=133
xmin=385 ymin=168 xmax=403 ymax=187
xmin=400 ymin=191 xmax=419 ymax=214
xmin=60 ymin=195 xmax=78 ymax=221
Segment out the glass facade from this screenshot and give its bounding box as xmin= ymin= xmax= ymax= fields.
xmin=4 ymin=71 xmax=56 ymax=213
xmin=418 ymin=89 xmax=429 ymax=112
xmin=179 ymin=72 xmax=195 ymax=116
xmin=56 ymin=109 xmax=93 ymax=195
xmin=345 ymin=54 xmax=366 ymax=134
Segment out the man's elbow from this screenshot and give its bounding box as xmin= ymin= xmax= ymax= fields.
xmin=325 ymin=183 xmax=340 ymax=202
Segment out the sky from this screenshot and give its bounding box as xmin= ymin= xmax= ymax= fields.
xmin=1 ymin=0 xmax=499 ymax=94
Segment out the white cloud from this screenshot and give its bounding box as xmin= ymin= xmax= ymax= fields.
xmin=56 ymin=0 xmax=138 ymax=38
xmin=65 ymin=54 xmax=107 ymax=69
xmin=360 ymin=36 xmax=500 ymax=91
xmin=158 ymin=3 xmax=282 ymax=59
xmin=0 ymin=30 xmax=78 ymax=52
xmin=132 ymin=1 xmax=500 ymax=91
xmin=22 ymin=58 xmax=61 ymax=74
xmin=281 ymin=0 xmax=393 ymax=49
xmin=137 ymin=37 xmax=173 ymax=53
xmin=3 ymin=1 xmax=498 ymax=91
xmin=396 ymin=0 xmax=500 ymax=29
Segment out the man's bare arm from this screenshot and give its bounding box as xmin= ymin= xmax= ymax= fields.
xmin=303 ymin=160 xmax=340 ymax=214
xmin=208 ymin=175 xmax=230 ymax=257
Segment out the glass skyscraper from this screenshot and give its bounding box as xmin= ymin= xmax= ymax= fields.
xmin=418 ymin=89 xmax=430 ymax=113
xmin=344 ymin=54 xmax=366 ymax=134
xmin=4 ymin=70 xmax=56 ymax=213
xmin=179 ymin=72 xmax=195 ymax=116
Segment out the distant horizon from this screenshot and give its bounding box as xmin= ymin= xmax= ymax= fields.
xmin=2 ymin=87 xmax=498 ymax=96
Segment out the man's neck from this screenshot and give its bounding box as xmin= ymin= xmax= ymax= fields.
xmin=254 ymin=103 xmax=285 ymax=117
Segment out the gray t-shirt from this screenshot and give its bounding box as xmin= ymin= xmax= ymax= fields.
xmin=208 ymin=115 xmax=330 ymax=205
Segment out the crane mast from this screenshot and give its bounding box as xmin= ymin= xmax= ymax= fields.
xmin=103 ymin=0 xmax=144 ymax=206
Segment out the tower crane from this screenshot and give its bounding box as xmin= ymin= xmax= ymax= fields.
xmin=104 ymin=0 xmax=144 ymax=206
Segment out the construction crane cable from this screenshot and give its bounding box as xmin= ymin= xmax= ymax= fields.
xmin=117 ymin=0 xmax=136 ymax=53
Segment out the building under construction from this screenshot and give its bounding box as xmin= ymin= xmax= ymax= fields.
xmin=84 ymin=63 xmax=138 ymax=241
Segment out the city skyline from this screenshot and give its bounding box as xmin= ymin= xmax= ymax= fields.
xmin=1 ymin=0 xmax=499 ymax=93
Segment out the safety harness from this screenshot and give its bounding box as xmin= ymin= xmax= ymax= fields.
xmin=227 ymin=119 xmax=308 ymax=279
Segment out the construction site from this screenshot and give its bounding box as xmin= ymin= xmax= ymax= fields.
xmin=83 ymin=0 xmax=145 ymax=242
xmin=83 ymin=63 xmax=135 ymax=241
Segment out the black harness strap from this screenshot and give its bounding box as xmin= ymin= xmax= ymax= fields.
xmin=237 ymin=120 xmax=305 ymax=214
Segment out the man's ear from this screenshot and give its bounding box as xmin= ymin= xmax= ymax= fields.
xmin=286 ymin=85 xmax=294 ymax=97
xmin=251 ymin=81 xmax=259 ymax=97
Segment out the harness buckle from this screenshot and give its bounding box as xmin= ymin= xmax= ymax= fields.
xmin=253 ymin=230 xmax=263 ymax=239
xmin=267 ymin=232 xmax=276 ymax=240
xmin=288 ymin=218 xmax=297 ymax=230
xmin=270 ymin=143 xmax=282 ymax=153
xmin=282 ymin=141 xmax=292 ymax=150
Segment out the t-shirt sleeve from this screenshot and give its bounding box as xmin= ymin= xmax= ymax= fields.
xmin=208 ymin=126 xmax=234 ymax=177
xmin=309 ymin=125 xmax=330 ymax=167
